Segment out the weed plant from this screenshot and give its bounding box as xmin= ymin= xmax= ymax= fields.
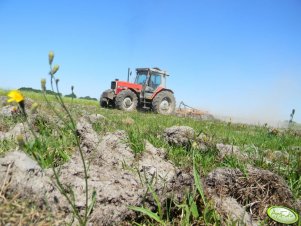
xmin=1 ymin=52 xmax=96 ymax=225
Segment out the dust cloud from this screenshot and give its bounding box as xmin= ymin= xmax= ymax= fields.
xmin=210 ymin=75 xmax=300 ymax=127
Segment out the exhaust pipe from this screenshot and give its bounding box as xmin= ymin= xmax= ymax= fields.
xmin=127 ymin=68 xmax=132 ymax=82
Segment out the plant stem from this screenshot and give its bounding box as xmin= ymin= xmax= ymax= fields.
xmin=55 ymin=81 xmax=89 ymax=223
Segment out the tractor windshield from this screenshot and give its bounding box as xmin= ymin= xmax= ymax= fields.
xmin=135 ymin=71 xmax=148 ymax=85
xmin=149 ymin=74 xmax=161 ymax=89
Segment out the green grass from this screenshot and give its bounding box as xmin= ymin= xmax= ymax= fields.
xmin=1 ymin=88 xmax=301 ymax=225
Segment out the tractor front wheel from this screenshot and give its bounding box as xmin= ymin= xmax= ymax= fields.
xmin=100 ymin=97 xmax=108 ymax=108
xmin=152 ymin=91 xmax=176 ymax=115
xmin=115 ymin=89 xmax=138 ymax=111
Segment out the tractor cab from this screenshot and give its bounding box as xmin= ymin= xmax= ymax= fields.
xmin=134 ymin=68 xmax=168 ymax=99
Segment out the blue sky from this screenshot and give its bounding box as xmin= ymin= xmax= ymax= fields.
xmin=0 ymin=0 xmax=300 ymax=123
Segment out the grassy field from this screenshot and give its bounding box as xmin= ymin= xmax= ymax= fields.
xmin=1 ymin=88 xmax=301 ymax=225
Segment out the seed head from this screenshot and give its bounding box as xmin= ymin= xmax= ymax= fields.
xmin=51 ymin=65 xmax=60 ymax=75
xmin=30 ymin=102 xmax=39 ymax=114
xmin=12 ymin=107 xmax=18 ymax=113
xmin=41 ymin=79 xmax=46 ymax=91
xmin=16 ymin=134 xmax=25 ymax=149
xmin=192 ymin=141 xmax=198 ymax=149
xmin=48 ymin=51 xmax=54 ymax=65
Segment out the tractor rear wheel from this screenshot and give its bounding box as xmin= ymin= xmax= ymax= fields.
xmin=152 ymin=91 xmax=176 ymax=115
xmin=115 ymin=89 xmax=138 ymax=111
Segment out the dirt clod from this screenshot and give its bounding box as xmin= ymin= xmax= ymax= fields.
xmin=205 ymin=167 xmax=296 ymax=222
xmin=0 ymin=96 xmax=7 ymax=106
xmin=0 ymin=118 xmax=194 ymax=225
xmin=216 ymin=143 xmax=248 ymax=160
xmin=212 ymin=196 xmax=257 ymax=226
xmin=139 ymin=141 xmax=194 ymax=206
xmin=0 ymin=123 xmax=33 ymax=142
xmin=76 ymin=116 xmax=100 ymax=153
xmin=163 ymin=126 xmax=195 ymax=147
xmin=0 ymin=151 xmax=68 ymax=214
xmin=0 ymin=105 xmax=19 ymax=117
xmin=263 ymin=149 xmax=290 ymax=164
xmin=83 ymin=113 xmax=106 ymax=124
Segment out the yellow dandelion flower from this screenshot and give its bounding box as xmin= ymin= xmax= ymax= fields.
xmin=7 ymin=90 xmax=24 ymax=103
xmin=7 ymin=90 xmax=26 ymax=117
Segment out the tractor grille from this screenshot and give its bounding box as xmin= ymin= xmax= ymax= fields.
xmin=111 ymin=81 xmax=116 ymax=89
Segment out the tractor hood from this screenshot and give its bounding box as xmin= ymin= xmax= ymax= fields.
xmin=112 ymin=80 xmax=143 ymax=93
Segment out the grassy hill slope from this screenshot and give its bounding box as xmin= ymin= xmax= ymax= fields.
xmin=0 ymin=89 xmax=300 ymax=225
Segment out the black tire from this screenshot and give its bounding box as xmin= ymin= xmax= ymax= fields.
xmin=115 ymin=89 xmax=138 ymax=111
xmin=100 ymin=97 xmax=108 ymax=108
xmin=152 ymin=91 xmax=176 ymax=115
xmin=108 ymin=99 xmax=115 ymax=108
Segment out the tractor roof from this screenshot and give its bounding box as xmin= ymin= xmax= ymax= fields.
xmin=136 ymin=67 xmax=169 ymax=76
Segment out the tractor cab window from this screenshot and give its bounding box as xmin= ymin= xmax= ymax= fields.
xmin=149 ymin=74 xmax=161 ymax=89
xmin=135 ymin=72 xmax=147 ymax=85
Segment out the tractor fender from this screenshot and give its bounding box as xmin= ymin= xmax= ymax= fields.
xmin=116 ymin=87 xmax=139 ymax=95
xmin=151 ymin=88 xmax=174 ymax=99
xmin=128 ymin=88 xmax=140 ymax=100
xmin=116 ymin=88 xmax=139 ymax=98
xmin=101 ymin=89 xmax=115 ymax=100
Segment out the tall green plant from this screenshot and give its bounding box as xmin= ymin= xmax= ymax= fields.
xmin=193 ymin=150 xmax=206 ymax=206
xmin=40 ymin=51 xmax=95 ymax=225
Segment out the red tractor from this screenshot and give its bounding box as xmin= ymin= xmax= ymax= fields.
xmin=100 ymin=67 xmax=176 ymax=114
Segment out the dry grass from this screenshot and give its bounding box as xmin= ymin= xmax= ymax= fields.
xmin=205 ymin=167 xmax=297 ymax=221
